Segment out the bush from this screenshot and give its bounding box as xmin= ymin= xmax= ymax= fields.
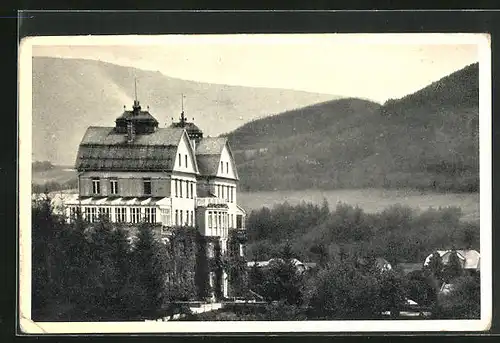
xmin=435 ymin=275 xmax=480 ymax=319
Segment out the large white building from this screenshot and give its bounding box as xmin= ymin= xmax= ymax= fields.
xmin=63 ymin=98 xmax=247 ymax=298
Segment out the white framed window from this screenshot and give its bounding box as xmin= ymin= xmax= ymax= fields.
xmin=190 ymin=182 xmax=194 ymax=199
xmin=226 ymin=162 xmax=229 ymax=174
xmin=99 ymin=207 xmax=111 ymax=220
xmin=92 ymin=178 xmax=100 ymax=194
xmin=178 ymin=153 xmax=181 ymax=166
xmin=185 ymin=154 xmax=188 ymax=168
xmin=110 ymin=179 xmax=118 ymax=195
xmin=180 ymin=180 xmax=183 ymax=198
xmin=175 ymin=209 xmax=179 ymax=226
xmin=131 ymin=207 xmax=141 ymax=223
xmin=221 ymin=161 xmax=224 ymax=173
xmin=180 ymin=210 xmax=183 ymax=225
xmin=90 ymin=207 xmax=97 ymax=222
xmin=144 ymin=208 xmax=156 ymax=223
xmin=160 ymin=209 xmax=171 ymax=226
xmin=115 ymin=207 xmax=127 ymax=223
xmin=208 ymin=211 xmax=212 ymax=229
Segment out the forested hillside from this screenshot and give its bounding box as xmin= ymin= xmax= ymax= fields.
xmin=227 ymin=63 xmax=479 ymax=193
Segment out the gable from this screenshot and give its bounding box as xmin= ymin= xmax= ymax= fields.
xmin=173 ymin=131 xmax=199 ymax=174
xmin=216 ymin=144 xmax=238 ymax=179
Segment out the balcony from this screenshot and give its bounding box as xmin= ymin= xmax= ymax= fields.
xmin=196 ymin=197 xmax=229 ymax=209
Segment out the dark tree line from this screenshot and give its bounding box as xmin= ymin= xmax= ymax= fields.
xmin=32 ymin=196 xmax=248 ymax=321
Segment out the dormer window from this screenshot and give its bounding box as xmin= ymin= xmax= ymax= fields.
xmin=143 ymin=178 xmax=152 ymax=195
xmin=178 ymin=153 xmax=181 ymax=167
xmin=92 ymin=178 xmax=100 ymax=194
xmin=221 ymin=161 xmax=224 ymax=173
xmin=226 ymin=162 xmax=229 ymax=174
xmin=185 ymin=154 xmax=188 ymax=168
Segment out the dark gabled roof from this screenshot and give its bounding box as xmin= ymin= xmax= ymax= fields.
xmin=76 ymin=145 xmax=178 ymax=171
xmin=196 ymin=155 xmax=221 ymax=176
xmin=195 ymin=137 xmax=239 ymax=179
xmin=195 ymin=137 xmax=226 ymax=176
xmin=196 ymin=137 xmax=227 ymax=155
xmin=80 ymin=127 xmax=183 ymax=146
xmin=75 ymin=127 xmax=185 ymax=171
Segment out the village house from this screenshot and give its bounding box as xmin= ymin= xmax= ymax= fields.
xmin=423 ymin=249 xmax=480 ymax=274
xmin=62 ymin=96 xmax=247 ymax=299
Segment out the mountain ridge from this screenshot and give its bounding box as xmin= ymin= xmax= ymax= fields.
xmin=32 ymin=56 xmax=340 ymax=165
xmin=227 ymin=62 xmax=479 ymax=193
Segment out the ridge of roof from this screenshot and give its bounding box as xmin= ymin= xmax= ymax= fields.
xmin=80 ymin=126 xmax=184 ymax=146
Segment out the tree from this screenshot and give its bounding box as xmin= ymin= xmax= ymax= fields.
xmin=405 ymin=270 xmax=438 ymax=307
xmin=435 ymin=276 xmax=480 ymax=319
xmin=443 ymin=250 xmax=464 ymax=283
xmin=131 ymin=223 xmax=170 ymax=318
xmin=306 ymin=258 xmax=382 ymax=319
xmin=425 ymin=251 xmax=444 ymax=283
xmin=378 ymin=270 xmax=407 ymax=317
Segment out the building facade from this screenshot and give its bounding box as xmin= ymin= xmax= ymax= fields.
xmin=64 ymin=98 xmax=246 ymax=299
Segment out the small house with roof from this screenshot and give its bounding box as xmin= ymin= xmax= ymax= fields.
xmin=63 ymin=94 xmax=247 ymax=299
xmin=423 ymin=249 xmax=480 ymax=273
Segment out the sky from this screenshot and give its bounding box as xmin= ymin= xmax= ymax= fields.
xmin=30 ymin=34 xmax=481 ymax=103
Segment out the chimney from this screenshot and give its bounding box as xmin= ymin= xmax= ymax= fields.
xmin=127 ymin=119 xmax=135 ymax=143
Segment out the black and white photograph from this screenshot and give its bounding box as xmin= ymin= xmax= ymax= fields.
xmin=18 ymin=33 xmax=491 ymax=333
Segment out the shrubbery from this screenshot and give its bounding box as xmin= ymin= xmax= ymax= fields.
xmin=246 ymin=201 xmax=479 ymax=266
xmin=32 ymin=196 xmax=208 ymax=321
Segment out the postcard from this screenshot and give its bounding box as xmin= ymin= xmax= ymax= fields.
xmin=18 ymin=32 xmax=491 ymax=333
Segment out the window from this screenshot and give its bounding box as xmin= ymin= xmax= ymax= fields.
xmin=179 ymin=180 xmax=183 ymax=198
xmin=131 ymin=208 xmax=141 ymax=223
xmin=160 ymin=209 xmax=171 ymax=226
xmin=69 ymin=207 xmax=78 ymax=222
xmin=190 ymin=211 xmax=194 ymax=226
xmin=208 ymin=244 xmax=214 ymax=259
xmin=221 ymin=161 xmax=224 ymax=173
xmin=144 ymin=208 xmax=156 ymax=223
xmin=208 ymin=211 xmax=212 ymax=229
xmin=115 ymin=207 xmax=127 ymax=223
xmin=90 ymin=207 xmax=97 ymax=222
xmin=110 ymin=179 xmax=118 ymax=195
xmin=190 ymin=182 xmax=194 ymax=198
xmin=175 ymin=179 xmax=178 ymax=197
xmin=236 ymin=215 xmax=243 ymax=229
xmin=186 ymin=181 xmax=190 ymax=198
xmin=99 ymin=207 xmax=111 ymax=221
xmin=185 ymin=154 xmax=188 ymax=168
xmin=179 ymin=153 xmax=181 ymax=166
xmin=218 ymin=212 xmax=222 ymax=232
xmin=180 ymin=210 xmax=183 ymax=225
xmin=84 ymin=207 xmax=90 ymax=221
xmin=143 ymin=178 xmax=152 ymax=195
xmin=226 ymin=162 xmax=229 ymax=174
xmin=175 ymin=210 xmax=179 ymax=226
xmin=92 ymin=178 xmax=100 ymax=194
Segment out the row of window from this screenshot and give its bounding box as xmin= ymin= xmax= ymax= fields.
xmin=71 ymin=206 xmax=157 ymax=223
xmin=91 ymin=178 xmax=151 ymax=196
xmin=173 ymin=179 xmax=195 ymax=198
xmin=207 ymin=211 xmax=230 ymax=237
xmin=215 ymin=184 xmax=235 ymax=203
xmin=174 ymin=209 xmax=195 ymax=226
